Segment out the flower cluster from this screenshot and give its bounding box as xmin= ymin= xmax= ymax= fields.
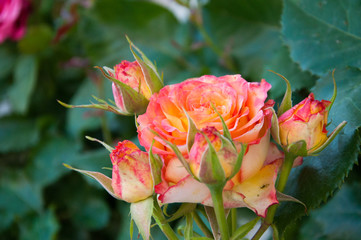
xmin=62 ymin=41 xmax=346 ymax=240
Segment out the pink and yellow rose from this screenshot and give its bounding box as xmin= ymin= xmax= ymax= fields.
xmin=110 ymin=140 xmax=153 ymax=203
xmin=137 ymin=74 xmax=280 ymax=216
xmin=278 ymin=93 xmax=331 ymax=153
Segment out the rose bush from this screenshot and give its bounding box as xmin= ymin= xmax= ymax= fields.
xmin=278 ymin=93 xmax=331 ymax=154
xmin=110 ymin=140 xmax=153 ymax=203
xmin=0 ymin=0 xmax=30 ymax=43
xmin=137 ymin=75 xmax=280 ymax=216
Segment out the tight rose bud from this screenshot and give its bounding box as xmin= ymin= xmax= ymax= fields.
xmin=110 ymin=140 xmax=153 ymax=203
xmin=105 ymin=60 xmax=151 ymax=115
xmin=278 ymin=93 xmax=331 ymax=153
xmin=188 ymin=126 xmax=238 ymax=184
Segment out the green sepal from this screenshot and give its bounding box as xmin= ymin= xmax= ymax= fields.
xmin=166 ymin=203 xmax=197 ymax=223
xmin=185 ymin=213 xmax=194 ymax=239
xmin=286 ymin=140 xmax=308 ymax=157
xmin=199 ymin=132 xmax=226 ymax=185
xmin=270 ymin=108 xmax=281 ymax=145
xmin=85 ymin=136 xmax=114 ymax=153
xmin=210 ymin=102 xmax=234 ymax=147
xmin=130 ymin=197 xmax=153 ymax=240
xmin=229 ymin=143 xmax=247 ymax=181
xmin=130 ymin=219 xmax=134 ymax=240
xmin=230 ymin=217 xmax=260 ymax=240
xmin=63 ymin=164 xmax=120 ymax=200
xmin=276 ymin=191 xmax=307 ymax=213
xmin=183 ymin=108 xmax=198 ymax=153
xmin=269 ymin=70 xmax=293 ymax=116
xmin=96 ymin=66 xmax=149 ymax=115
xmin=126 ymin=36 xmax=163 ymax=94
xmin=57 ymin=97 xmax=128 ymax=115
xmin=325 ymin=69 xmax=337 ymax=112
xmin=149 ymin=129 xmax=196 ymax=180
xmin=310 ymin=121 xmax=347 ymax=155
xmin=149 ymin=140 xmax=163 ymax=185
xmin=191 ymin=237 xmax=213 ymax=240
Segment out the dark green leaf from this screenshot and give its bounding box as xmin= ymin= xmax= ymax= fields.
xmin=27 ymin=137 xmax=78 ymax=187
xmin=8 ymin=55 xmax=38 ymax=114
xmin=0 ymin=118 xmax=40 ymax=153
xmin=300 ymin=184 xmax=361 ymax=240
xmin=282 ymin=0 xmax=361 ymax=75
xmin=263 ymin=46 xmax=316 ymax=100
xmin=274 ymin=67 xmax=361 ymax=235
xmin=19 ymin=208 xmax=59 ymax=240
xmin=18 ymin=25 xmax=53 ymax=54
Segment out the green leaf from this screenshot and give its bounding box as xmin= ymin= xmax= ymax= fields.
xmin=73 ymin=197 xmax=110 ymax=230
xmin=230 ymin=217 xmax=259 ymax=240
xmin=0 ymin=46 xmax=16 ymax=81
xmin=205 ymin=0 xmax=283 ymax=79
xmin=282 ymin=0 xmax=361 ymax=75
xmin=8 ymin=55 xmax=38 ymax=114
xmin=300 ymin=184 xmax=361 ymax=240
xmin=263 ymin=46 xmax=317 ymax=100
xmin=66 ymin=78 xmax=102 ymax=138
xmin=27 ymin=137 xmax=78 ymax=187
xmin=19 ymin=208 xmax=59 ymax=240
xmin=0 ymin=118 xmax=40 ymax=153
xmin=274 ymin=67 xmax=361 ymax=235
xmin=166 ymin=203 xmax=197 ymax=223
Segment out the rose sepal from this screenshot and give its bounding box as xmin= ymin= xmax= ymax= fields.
xmin=57 ymin=95 xmax=129 ymax=115
xmin=63 ymin=163 xmax=121 ymax=200
xmin=149 ymin=140 xmax=163 ymax=185
xmin=309 ymin=120 xmax=347 ymax=155
xmin=85 ymin=136 xmax=114 ymax=152
xmin=285 ymin=140 xmax=308 ymax=157
xmin=126 ymin=36 xmax=163 ymax=95
xmin=96 ymin=66 xmax=149 ymax=115
xmin=130 ymin=197 xmax=153 ymax=240
xmin=270 ymin=108 xmax=281 ymax=145
xmin=325 ymin=69 xmax=337 ymax=112
xmin=268 ymin=70 xmax=293 ymax=117
xmin=149 ymin=129 xmax=197 ymax=180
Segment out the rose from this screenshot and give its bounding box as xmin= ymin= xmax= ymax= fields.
xmin=110 ymin=140 xmax=153 ymax=203
xmin=0 ymin=0 xmax=31 ymax=43
xmin=278 ymin=93 xmax=331 ymax=154
xmin=137 ymin=74 xmax=279 ymax=216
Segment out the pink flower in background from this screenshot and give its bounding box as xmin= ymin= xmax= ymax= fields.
xmin=0 ymin=0 xmax=31 ymax=43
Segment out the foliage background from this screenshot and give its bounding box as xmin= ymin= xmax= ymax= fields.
xmin=0 ymin=0 xmax=360 ymax=239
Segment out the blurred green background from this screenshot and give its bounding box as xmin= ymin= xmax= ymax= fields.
xmin=0 ymin=0 xmax=360 ymax=239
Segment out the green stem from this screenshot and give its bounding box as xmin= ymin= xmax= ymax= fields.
xmin=231 ymin=208 xmax=237 ymax=234
xmin=209 ymin=184 xmax=230 ymax=240
xmin=152 ymin=199 xmax=179 ymax=240
xmin=193 ymin=211 xmax=213 ymax=238
xmin=251 ymin=152 xmax=297 ymax=240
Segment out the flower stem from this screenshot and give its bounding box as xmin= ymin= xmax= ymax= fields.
xmin=193 ymin=211 xmax=213 ymax=238
xmin=152 ymin=198 xmax=179 ymax=240
xmin=251 ymin=152 xmax=297 ymax=240
xmin=209 ymin=184 xmax=230 ymax=240
xmin=230 ymin=208 xmax=237 ymax=234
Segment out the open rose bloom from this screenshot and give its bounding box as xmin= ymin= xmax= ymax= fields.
xmin=137 ymin=75 xmax=281 ymax=217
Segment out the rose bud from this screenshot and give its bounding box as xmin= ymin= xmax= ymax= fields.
xmin=188 ymin=126 xmax=239 ymax=184
xmin=103 ymin=60 xmax=151 ymax=115
xmin=110 ymin=140 xmax=153 ymax=203
xmin=278 ymin=93 xmax=331 ymax=154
